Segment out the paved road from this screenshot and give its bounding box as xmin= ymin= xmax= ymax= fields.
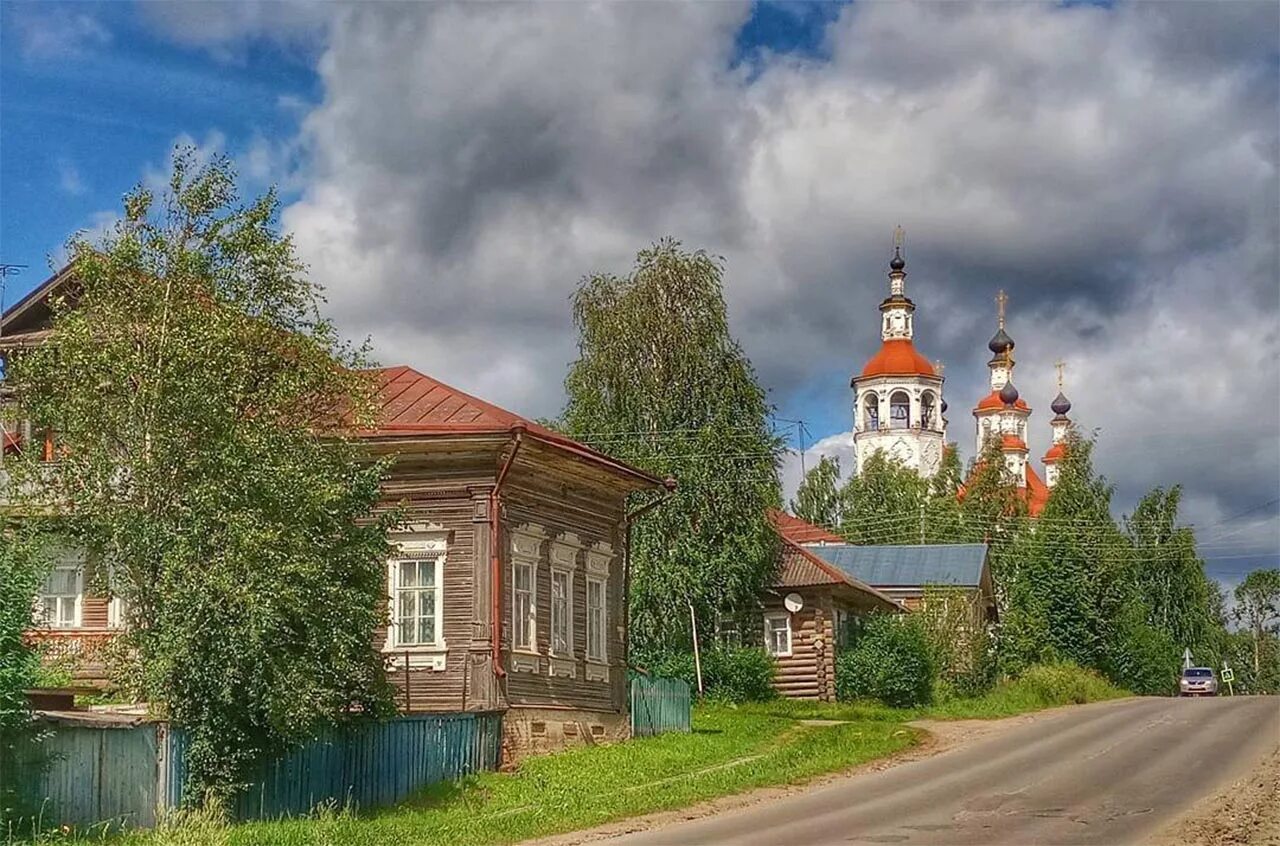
xmin=604 ymin=696 xmax=1280 ymax=846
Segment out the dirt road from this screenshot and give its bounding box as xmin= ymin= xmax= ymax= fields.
xmin=598 ymin=696 xmax=1280 ymax=846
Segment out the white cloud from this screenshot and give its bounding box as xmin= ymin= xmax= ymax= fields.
xmin=15 ymin=6 xmax=111 ymax=60
xmin=56 ymin=158 xmax=85 ymax=196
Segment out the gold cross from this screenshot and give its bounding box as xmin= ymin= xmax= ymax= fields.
xmin=996 ymin=290 xmax=1008 ymax=328
xmin=1055 ymin=360 xmax=1066 ymax=390
xmin=893 ymin=225 xmax=905 ymax=253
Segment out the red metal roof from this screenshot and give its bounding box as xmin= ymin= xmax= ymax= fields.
xmin=771 ymin=531 xmax=902 ymax=610
xmin=1043 ymin=442 xmax=1067 ymax=463
xmin=1024 ymin=464 xmax=1050 ymax=517
xmin=766 ymin=508 xmax=845 ymax=545
xmin=358 ymin=366 xmax=664 ymax=488
xmin=858 ymin=339 xmax=937 ymax=378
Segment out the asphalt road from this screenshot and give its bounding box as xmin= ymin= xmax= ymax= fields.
xmin=602 ymin=696 xmax=1280 ymax=846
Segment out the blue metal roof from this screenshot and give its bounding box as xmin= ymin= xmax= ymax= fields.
xmin=808 ymin=543 xmax=988 ymax=588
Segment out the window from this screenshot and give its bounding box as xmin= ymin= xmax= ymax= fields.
xmin=921 ymin=392 xmax=936 ymax=430
xmin=890 ymin=391 xmax=910 ymax=429
xmin=586 ymin=577 xmax=607 ymax=662
xmin=392 ymin=557 xmax=443 ymax=647
xmin=550 ymin=569 xmax=572 ymax=656
xmin=833 ymin=608 xmax=849 ymax=649
xmin=513 ymin=560 xmax=535 ymax=651
xmin=764 ymin=613 xmax=791 ymax=656
xmin=37 ymin=560 xmax=81 ymax=628
xmin=864 ymin=393 xmax=879 ymax=431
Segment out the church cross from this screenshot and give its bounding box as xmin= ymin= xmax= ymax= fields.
xmin=995 ymin=290 xmax=1008 ymax=328
xmin=1055 ymin=359 xmax=1066 ymax=390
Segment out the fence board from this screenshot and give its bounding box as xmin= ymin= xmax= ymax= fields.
xmin=32 ymin=721 xmax=159 ymax=831
xmin=629 ymin=676 xmax=691 ymax=738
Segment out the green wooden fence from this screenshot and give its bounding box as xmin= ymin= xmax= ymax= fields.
xmin=629 ymin=676 xmax=691 ymax=738
xmin=16 ymin=712 xmax=500 ymax=830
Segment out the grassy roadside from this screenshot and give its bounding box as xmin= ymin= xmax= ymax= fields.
xmin=34 ymin=665 xmax=1125 ymax=846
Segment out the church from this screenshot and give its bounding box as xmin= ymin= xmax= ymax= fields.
xmin=850 ymin=231 xmax=1075 ymax=517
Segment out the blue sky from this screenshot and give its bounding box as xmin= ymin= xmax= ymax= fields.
xmin=1 ymin=1 xmax=1277 ymax=592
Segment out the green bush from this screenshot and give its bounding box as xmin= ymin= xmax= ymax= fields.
xmin=648 ymin=646 xmax=775 ymax=703
xmin=1013 ymin=662 xmax=1124 ymax=705
xmin=836 ymin=615 xmax=935 ymax=708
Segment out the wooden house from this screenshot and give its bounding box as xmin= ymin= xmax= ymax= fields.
xmin=764 ymin=510 xmax=996 ymax=701
xmin=762 ymin=509 xmax=903 ymax=701
xmin=4 ymin=267 xmax=670 ymax=757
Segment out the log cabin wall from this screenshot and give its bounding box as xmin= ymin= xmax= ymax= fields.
xmin=498 ymin=453 xmax=630 ymax=716
xmin=763 ymin=588 xmax=837 ymax=701
xmin=374 ymin=448 xmax=500 ymax=714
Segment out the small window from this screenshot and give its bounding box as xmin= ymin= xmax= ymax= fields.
xmin=551 ymin=570 xmax=572 ymax=656
xmin=586 ymin=577 xmax=607 ymax=662
xmin=920 ymin=392 xmax=936 ymax=430
xmin=764 ymin=612 xmax=791 ymax=657
xmin=513 ymin=560 xmax=536 ymax=651
xmin=393 ymin=557 xmax=443 ymax=647
xmin=37 ymin=561 xmax=81 ymax=629
xmin=864 ymin=394 xmax=880 ymax=430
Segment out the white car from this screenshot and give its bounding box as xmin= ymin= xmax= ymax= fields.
xmin=1178 ymin=667 xmax=1218 ymax=696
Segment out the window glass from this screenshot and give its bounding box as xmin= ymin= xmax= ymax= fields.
xmin=393 ymin=556 xmax=442 ymax=647
xmin=765 ymin=614 xmax=790 ymax=656
xmin=514 ymin=561 xmax=535 ymax=650
xmin=587 ymin=578 xmax=606 ymax=661
xmin=38 ymin=564 xmax=80 ymax=628
xmin=551 ymin=571 xmax=570 ymax=655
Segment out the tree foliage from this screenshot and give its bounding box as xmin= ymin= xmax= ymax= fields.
xmin=561 ymin=239 xmax=782 ymax=657
xmin=1234 ymin=568 xmax=1280 ymax=688
xmin=790 ymin=455 xmax=841 ymax=532
xmin=0 ymin=524 xmax=50 ymax=825
xmin=7 ymin=149 xmax=395 ymax=805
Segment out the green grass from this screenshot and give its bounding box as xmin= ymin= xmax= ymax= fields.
xmin=30 ymin=663 xmax=1124 ymax=846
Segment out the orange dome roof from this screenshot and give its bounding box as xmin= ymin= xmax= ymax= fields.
xmin=859 ymin=339 xmax=937 ymax=378
xmin=975 ymin=390 xmax=1030 ymax=412
xmin=1001 ymin=434 xmax=1028 ymax=452
xmin=1043 ymin=442 xmax=1067 ymax=463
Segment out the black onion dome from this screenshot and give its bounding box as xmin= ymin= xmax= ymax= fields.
xmin=999 ymin=381 xmax=1019 ymax=406
xmin=987 ymin=327 xmax=1014 ymax=355
xmin=889 ymin=249 xmax=905 ymax=272
xmin=940 ymin=398 xmax=949 ymax=414
xmin=1051 ymin=391 xmax=1072 ymax=416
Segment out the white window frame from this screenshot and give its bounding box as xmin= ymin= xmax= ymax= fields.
xmin=36 ymin=555 xmax=82 ymax=629
xmin=764 ymin=612 xmax=792 ymax=657
xmin=510 ymin=524 xmax=547 ymax=656
xmin=383 ymin=532 xmax=447 ymax=670
xmin=549 ymin=568 xmax=574 ymax=658
xmin=586 ymin=575 xmax=607 ymax=663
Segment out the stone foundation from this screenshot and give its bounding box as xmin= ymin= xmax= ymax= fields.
xmin=501 ymin=706 xmax=629 ymax=765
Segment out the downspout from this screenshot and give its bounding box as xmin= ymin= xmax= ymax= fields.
xmin=621 ymin=477 xmax=677 ymax=669
xmin=491 ymin=423 xmax=525 ymax=678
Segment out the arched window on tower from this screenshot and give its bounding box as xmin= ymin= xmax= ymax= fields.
xmin=920 ymin=391 xmax=937 ymax=430
xmin=890 ymin=391 xmax=910 ymax=430
xmin=982 ymin=418 xmax=991 ymax=442
xmin=864 ymin=393 xmax=879 ymax=431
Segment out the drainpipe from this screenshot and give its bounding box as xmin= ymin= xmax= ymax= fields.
xmin=490 ymin=423 xmax=525 ymax=678
xmin=621 ymin=477 xmax=677 ymax=669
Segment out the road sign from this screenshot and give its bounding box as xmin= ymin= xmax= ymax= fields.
xmin=1221 ymin=668 xmax=1234 ymax=683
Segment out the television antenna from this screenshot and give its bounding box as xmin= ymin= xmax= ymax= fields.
xmin=0 ymin=264 xmax=28 ymax=342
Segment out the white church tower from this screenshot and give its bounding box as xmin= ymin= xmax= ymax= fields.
xmin=1042 ymin=361 xmax=1073 ymax=488
xmin=851 ymin=229 xmax=947 ymax=477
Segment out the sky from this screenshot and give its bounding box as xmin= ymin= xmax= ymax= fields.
xmin=2 ymin=1 xmax=1277 ymax=595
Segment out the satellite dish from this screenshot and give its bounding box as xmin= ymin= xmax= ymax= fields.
xmin=784 ymin=593 xmax=804 ymax=613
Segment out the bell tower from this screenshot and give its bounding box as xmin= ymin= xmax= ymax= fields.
xmin=851 ymin=229 xmax=947 ymax=477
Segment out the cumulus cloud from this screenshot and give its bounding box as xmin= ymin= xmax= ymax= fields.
xmin=177 ymin=2 xmax=1276 ymax=562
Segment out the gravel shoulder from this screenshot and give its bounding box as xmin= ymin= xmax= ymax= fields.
xmin=1146 ymin=746 xmax=1280 ymax=846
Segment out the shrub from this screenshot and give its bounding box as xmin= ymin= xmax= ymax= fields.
xmin=836 ymin=615 xmax=935 ymax=708
xmin=1014 ymin=662 xmax=1124 ymax=705
xmin=648 ymin=646 xmax=775 ymax=703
